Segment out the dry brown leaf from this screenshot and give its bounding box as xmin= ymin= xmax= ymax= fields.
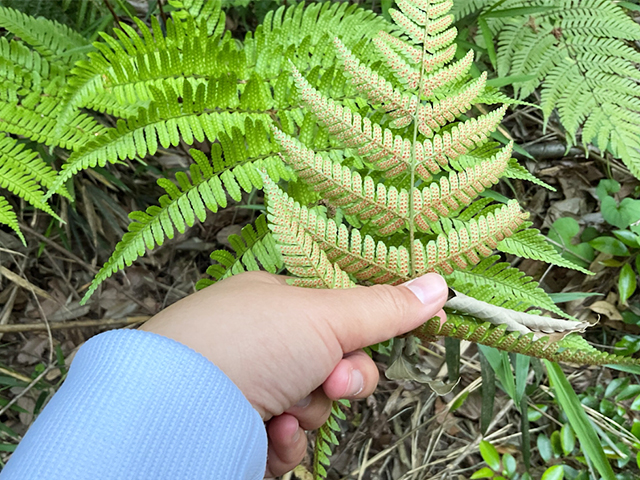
xmin=588 ymin=300 xmax=623 ymax=321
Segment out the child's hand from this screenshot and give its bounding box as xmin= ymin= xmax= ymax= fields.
xmin=140 ymin=271 xmax=448 ymax=477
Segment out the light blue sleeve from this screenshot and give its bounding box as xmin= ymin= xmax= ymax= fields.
xmin=0 ymin=329 xmax=268 ymax=480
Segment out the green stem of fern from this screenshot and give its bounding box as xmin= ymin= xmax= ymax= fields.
xmin=409 ymin=1 xmax=433 ymax=278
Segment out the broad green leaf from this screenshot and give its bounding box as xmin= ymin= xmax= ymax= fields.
xmin=631 ymin=419 xmax=640 ymax=439
xmin=479 ymin=440 xmax=501 ymax=471
xmin=605 ymin=377 xmax=629 ymax=398
xmin=471 ymin=467 xmax=495 ymax=479
xmin=599 ymin=183 xmax=640 ymax=229
xmin=545 ymin=361 xmax=616 ymax=480
xmin=528 ymin=405 xmax=545 ymax=422
xmin=450 ymin=391 xmax=469 ymax=412
xmin=615 ymin=384 xmax=640 ymax=401
xmin=502 ymin=453 xmax=516 ymax=476
xmin=541 ymin=465 xmax=564 ymax=480
xmin=619 ymin=264 xmax=637 ymax=303
xmin=596 ymin=179 xmax=621 ymax=202
xmin=548 ymin=217 xmax=594 ymax=267
xmin=589 ymin=236 xmax=630 ymax=256
xmin=630 ymin=394 xmax=640 ymax=410
xmin=599 ymin=398 xmax=616 ymax=417
xmin=621 ymin=310 xmax=640 ymax=325
xmin=537 ymin=433 xmax=553 ymax=463
xmin=615 ymin=335 xmax=640 ymax=357
xmin=613 ymin=230 xmax=640 ymax=248
xmin=560 ymin=424 xmax=576 ymax=455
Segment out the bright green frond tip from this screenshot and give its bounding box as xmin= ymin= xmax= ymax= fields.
xmin=196 ymin=215 xmax=283 ymax=290
xmin=313 ymin=400 xmax=349 ymax=480
xmin=0 ymin=195 xmax=25 ymax=245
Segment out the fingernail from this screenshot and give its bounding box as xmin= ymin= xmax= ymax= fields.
xmin=295 ymin=395 xmax=312 ymax=408
xmin=347 ymin=369 xmax=364 ymax=397
xmin=292 ymin=428 xmax=301 ymax=443
xmin=402 ymin=273 xmax=448 ymax=305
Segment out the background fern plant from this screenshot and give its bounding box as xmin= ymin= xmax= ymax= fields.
xmin=453 ymin=0 xmax=640 ymax=179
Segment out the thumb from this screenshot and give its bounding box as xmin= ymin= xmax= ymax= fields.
xmin=308 ymin=273 xmax=449 ymax=353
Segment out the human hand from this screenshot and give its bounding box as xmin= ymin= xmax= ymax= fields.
xmin=140 ymin=271 xmax=448 ymax=477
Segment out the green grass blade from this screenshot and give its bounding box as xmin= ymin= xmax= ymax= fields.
xmin=544 ymin=361 xmax=615 ymax=480
xmin=480 ymin=350 xmax=496 ymax=435
xmin=445 ymin=337 xmax=460 ymax=382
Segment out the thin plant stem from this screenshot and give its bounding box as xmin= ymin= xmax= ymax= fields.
xmin=409 ymin=1 xmax=433 ymax=277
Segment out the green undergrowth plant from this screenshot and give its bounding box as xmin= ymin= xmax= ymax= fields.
xmin=0 ymin=5 xmax=94 ymax=241
xmin=454 ymin=0 xmax=640 ymax=180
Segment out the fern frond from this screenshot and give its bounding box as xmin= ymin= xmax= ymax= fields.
xmin=266 ymin=182 xmax=412 ymax=284
xmin=0 ymin=6 xmax=89 ymax=64
xmin=196 ymin=215 xmax=283 ymax=289
xmin=47 ymin=78 xmax=274 ymax=197
xmin=0 ymin=135 xmax=69 ymax=200
xmin=0 ymin=195 xmax=24 ymax=245
xmin=415 ymin=314 xmax=639 ymax=366
xmin=497 ymin=225 xmax=592 ymax=275
xmin=448 ymin=255 xmax=573 ymax=320
xmin=414 ymin=200 xmax=529 ymax=275
xmin=263 ymin=175 xmax=355 ymax=289
xmin=274 ymin=128 xmax=512 ymax=234
xmin=291 ymin=63 xmax=508 ymax=179
xmin=55 ymin=13 xmax=241 ymax=132
xmin=266 ymin=173 xmax=529 ymax=284
xmin=0 ymin=37 xmax=65 ymax=102
xmin=0 ymin=152 xmax=59 ymax=221
xmin=313 ymin=399 xmax=349 ymax=480
xmin=0 ymin=98 xmax=105 ymax=151
xmin=168 ymin=0 xmax=226 ymax=37
xmin=486 ymin=0 xmax=640 ymax=179
xmin=81 ymin=149 xmax=290 ymax=304
xmin=248 ymin=1 xmax=388 ymax=80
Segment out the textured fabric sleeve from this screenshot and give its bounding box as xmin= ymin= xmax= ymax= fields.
xmin=0 ymin=329 xmax=267 ymax=480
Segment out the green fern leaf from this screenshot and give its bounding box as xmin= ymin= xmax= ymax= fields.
xmin=0 ymin=139 xmax=60 ymax=221
xmin=46 ymin=79 xmax=274 ymax=198
xmin=196 ymin=215 xmax=283 ymax=289
xmin=0 ymin=6 xmax=89 ymax=64
xmin=0 ymin=98 xmax=105 ymax=151
xmin=482 ymin=0 xmax=640 ymax=179
xmin=448 ymin=255 xmax=573 ymax=320
xmin=313 ymin=399 xmax=349 ymax=480
xmin=497 ymin=225 xmax=592 ymax=275
xmin=81 ymin=149 xmax=290 ymax=303
xmin=0 ymin=194 xmax=24 ymax=245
